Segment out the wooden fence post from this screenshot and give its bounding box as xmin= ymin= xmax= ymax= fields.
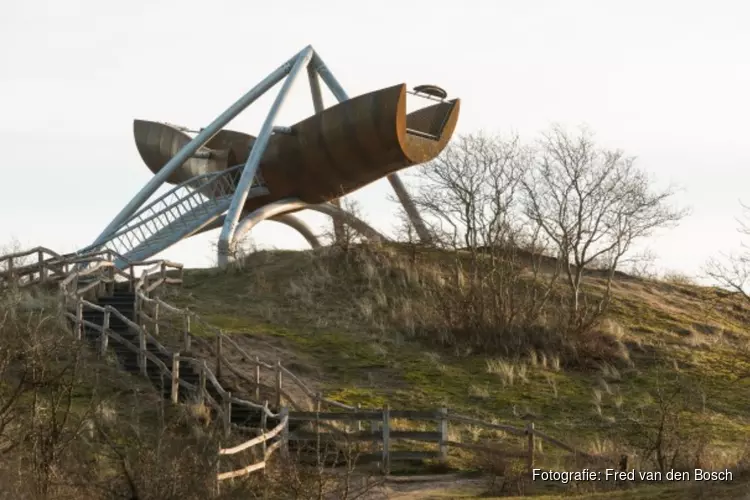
xmin=275 ymin=360 xmax=282 ymax=409
xmin=381 ymin=404 xmax=390 ymax=476
xmin=255 ymin=357 xmax=261 ymax=401
xmin=98 ymin=269 xmax=106 ymax=296
xmin=261 ymin=401 xmax=269 ymax=457
xmin=38 ymin=250 xmax=47 ymax=283
xmin=129 ymin=265 xmax=135 ymax=291
xmin=315 ymin=393 xmax=322 ymax=440
xmin=7 ymin=257 xmax=13 ymax=281
xmin=134 ymin=293 xmax=141 ymax=325
xmin=216 ymin=330 xmax=223 ymax=379
xmin=371 ymin=418 xmax=379 ymax=470
xmin=439 ymin=407 xmax=448 ymax=462
xmin=153 ymin=302 xmax=160 ymax=337
xmin=526 ymin=421 xmax=535 ymax=477
xmin=198 ymin=361 xmax=207 ymax=405
xmin=100 ymin=308 xmax=110 ymax=356
xmin=171 ymin=353 xmax=180 ymax=404
xmin=75 ymin=300 xmax=83 ymax=340
xmin=138 ymin=326 xmax=147 ymax=376
xmin=222 ymin=391 xmax=232 ymax=438
xmin=108 ymin=266 xmax=115 ymax=295
xmin=183 ymin=314 xmax=191 ymax=353
xmin=160 ymin=261 xmax=167 ymax=282
xmin=280 ymin=406 xmax=290 ymax=460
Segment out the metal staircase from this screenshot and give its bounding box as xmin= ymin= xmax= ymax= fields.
xmin=82 ymin=165 xmax=268 ymax=268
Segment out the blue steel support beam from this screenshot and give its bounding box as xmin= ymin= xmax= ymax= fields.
xmin=90 ymin=48 xmax=305 ymax=247
xmin=217 ymin=46 xmax=315 ymax=267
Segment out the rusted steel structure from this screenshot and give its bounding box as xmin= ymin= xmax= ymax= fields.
xmin=134 ymin=84 xmax=459 ymax=215
xmin=84 ymin=46 xmax=460 ymax=267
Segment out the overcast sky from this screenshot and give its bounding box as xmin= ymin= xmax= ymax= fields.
xmin=1 ymin=0 xmax=748 ymax=277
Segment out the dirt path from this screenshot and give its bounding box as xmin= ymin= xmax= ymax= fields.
xmin=359 ymin=474 xmax=487 ymax=499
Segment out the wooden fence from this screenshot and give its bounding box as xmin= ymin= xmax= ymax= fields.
xmin=284 ymin=406 xmax=613 ymax=475
xmin=0 ymin=245 xmax=615 ymax=482
xmin=217 ymin=402 xmax=289 ymax=480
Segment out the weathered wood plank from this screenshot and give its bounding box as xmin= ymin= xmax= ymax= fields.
xmin=289 ymin=430 xmax=442 ymax=443
xmin=288 ymin=411 xmax=382 ymax=421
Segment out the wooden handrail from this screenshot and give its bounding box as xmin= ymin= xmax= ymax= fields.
xmin=220 ymin=415 xmax=288 ymax=455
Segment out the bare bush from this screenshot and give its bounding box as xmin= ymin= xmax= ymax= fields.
xmin=397 ymin=133 xmax=562 ymax=356
xmin=620 ymin=375 xmax=707 ymax=475
xmin=706 ymin=202 xmax=750 ymax=299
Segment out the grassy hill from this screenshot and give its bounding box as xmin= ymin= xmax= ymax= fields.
xmin=5 ymin=242 xmax=750 ymax=498
xmin=157 ymin=243 xmax=750 ymax=497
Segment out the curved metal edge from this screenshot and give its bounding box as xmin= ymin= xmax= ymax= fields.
xmin=192 ymin=199 xmax=388 ymax=264
xmin=229 ymin=200 xmax=387 ymax=248
xmin=233 ymin=198 xmax=311 ymax=244
xmin=268 ymin=214 xmax=321 ymax=249
xmin=305 ymin=204 xmax=386 ymax=243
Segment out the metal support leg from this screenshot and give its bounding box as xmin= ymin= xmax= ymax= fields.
xmin=217 ymin=46 xmax=315 ymax=267
xmin=309 ymin=51 xmax=433 ymax=244
xmin=90 ymin=48 xmax=306 ymax=247
xmin=307 ymin=64 xmax=345 ymax=243
xmin=385 ymin=175 xmax=433 ymax=244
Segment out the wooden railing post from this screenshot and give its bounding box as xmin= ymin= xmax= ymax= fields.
xmin=7 ymin=257 xmax=13 ymax=281
xmin=75 ymin=299 xmax=83 ymax=340
xmin=315 ymin=392 xmax=322 ymax=439
xmin=100 ymin=308 xmax=110 ymax=356
xmin=129 ymin=265 xmax=135 ymax=292
xmin=98 ymin=268 xmax=106 ymax=296
xmin=382 ymin=404 xmax=390 ymax=476
xmin=222 ymin=391 xmax=232 ymax=438
xmin=254 ymin=357 xmax=261 ymax=401
xmin=371 ymin=418 xmax=379 ymax=469
xmin=275 ymin=360 xmax=282 ymax=409
xmin=439 ymin=407 xmax=448 ymax=462
xmin=216 ymin=330 xmax=223 ymax=379
xmin=171 ymin=353 xmax=180 ymax=404
xmin=261 ymin=400 xmax=269 ymax=456
xmin=160 ymin=262 xmax=167 ymax=282
xmin=138 ymin=326 xmax=147 ymax=377
xmin=153 ymin=302 xmax=160 ymax=337
xmin=198 ymin=361 xmax=207 ymax=405
xmin=134 ymin=293 xmax=141 ymax=325
xmin=280 ymin=406 xmax=289 ymax=460
xmin=526 ymin=421 xmax=535 ymax=477
xmin=38 ymin=250 xmax=47 ymax=283
xmin=183 ymin=314 xmax=191 ymax=353
xmin=107 ymin=266 xmax=115 ymax=295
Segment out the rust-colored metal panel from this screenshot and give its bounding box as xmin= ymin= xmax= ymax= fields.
xmin=134 ymin=83 xmax=460 ymax=213
xmin=133 ymin=121 xmax=231 ymax=184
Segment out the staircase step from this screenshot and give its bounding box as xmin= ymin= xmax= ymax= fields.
xmin=74 ymin=292 xmax=313 ymax=452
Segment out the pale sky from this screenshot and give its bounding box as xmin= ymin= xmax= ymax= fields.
xmin=1 ymin=0 xmax=748 ymax=277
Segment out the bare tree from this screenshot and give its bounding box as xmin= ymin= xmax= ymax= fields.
xmin=409 ymin=132 xmax=529 ymax=250
xmin=395 ymin=132 xmax=564 ymax=353
xmin=522 ymin=125 xmax=687 ymax=330
xmin=706 ymin=202 xmax=750 ymax=299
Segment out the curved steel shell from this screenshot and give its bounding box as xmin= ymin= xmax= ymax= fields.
xmin=134 ymin=83 xmax=460 ymax=213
